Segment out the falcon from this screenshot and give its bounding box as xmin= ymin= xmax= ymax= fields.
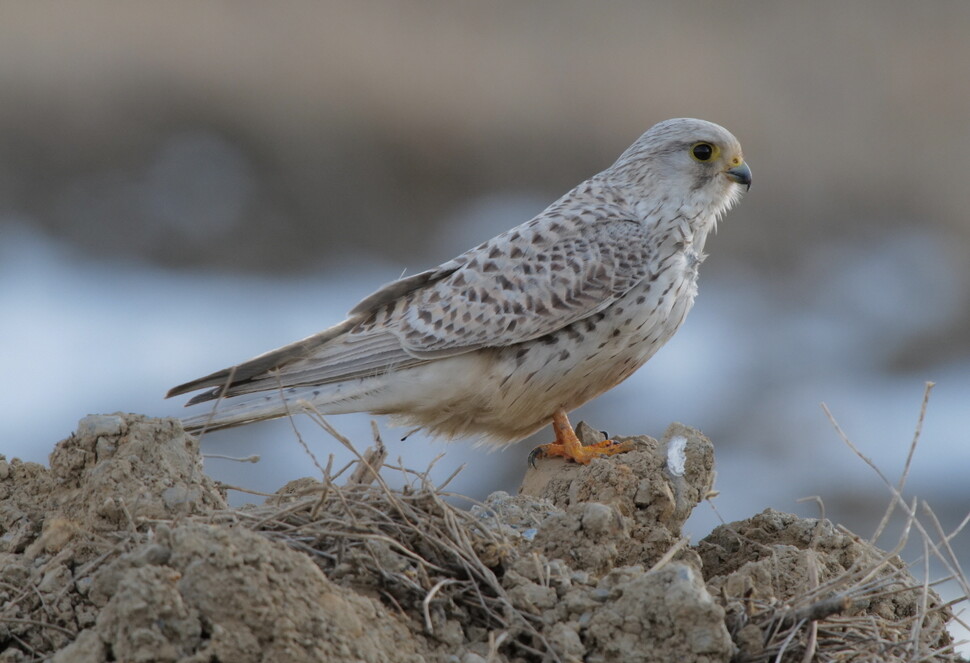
xmin=167 ymin=118 xmax=751 ymax=464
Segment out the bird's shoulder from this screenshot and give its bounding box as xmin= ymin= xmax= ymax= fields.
xmin=350 ymin=179 xmax=651 ymax=324
xmin=448 ymin=179 xmax=645 ymax=270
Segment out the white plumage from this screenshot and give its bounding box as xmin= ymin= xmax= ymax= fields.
xmin=167 ymin=118 xmax=751 ymax=459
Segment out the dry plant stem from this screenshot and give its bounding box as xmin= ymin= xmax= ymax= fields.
xmin=823 ymin=403 xmax=968 ymax=599
xmin=728 ymin=506 xmax=923 ymax=661
xmin=799 ymin=553 xmax=820 ymax=663
xmin=11 ymin=633 xmax=39 ymax=660
xmin=0 ymin=617 xmax=76 ymax=639
xmin=818 ymin=392 xmax=970 ymax=660
xmin=0 ymin=580 xmax=34 ymax=610
xmin=911 ymin=538 xmax=931 ymax=659
xmin=422 ymin=579 xmax=458 ymax=633
xmin=304 ymin=417 xmax=409 ymax=544
xmin=309 ymin=454 xmax=336 ymax=519
xmin=947 ymin=612 xmax=970 ymax=642
xmin=304 ymin=409 xmax=404 ymax=507
xmin=846 ymin=503 xmax=916 ymax=589
xmin=196 ymin=364 xmax=239 ymax=441
xmin=436 ymin=463 xmax=467 ymax=492
xmin=203 ymin=453 xmax=260 ymax=463
xmin=487 ymin=631 xmax=508 ymax=662
xmin=704 ymin=494 xmax=730 ymax=528
xmin=922 ymin=503 xmax=970 ymax=599
xmin=229 ymin=415 xmax=561 ymax=660
xmin=647 ymin=537 xmax=688 ymax=573
xmin=742 ymin=404 xmax=965 ymax=662
xmin=778 ymin=594 xmax=852 ymax=631
xmin=773 ymin=618 xmax=806 ymax=663
xmin=330 ymin=458 xmax=358 ymax=482
xmin=796 ymin=495 xmax=826 ymax=523
xmin=870 ymin=381 xmax=935 ymax=546
xmin=250 ymin=495 xmax=326 ymax=530
xmin=346 ymin=423 xmax=387 ymax=486
xmin=274 ymin=388 xmax=326 ymax=478
xmin=863 ymin=576 xmax=952 ymax=603
xmin=216 ymin=482 xmax=279 ymax=497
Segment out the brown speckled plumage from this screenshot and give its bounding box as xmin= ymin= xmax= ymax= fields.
xmin=168 ymin=118 xmax=751 ymax=447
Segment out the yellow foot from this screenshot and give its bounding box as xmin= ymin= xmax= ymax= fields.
xmin=529 ymin=437 xmax=635 ymax=466
xmin=528 ymin=409 xmax=635 ymax=466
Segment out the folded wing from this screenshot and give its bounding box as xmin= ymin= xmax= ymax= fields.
xmin=168 ymin=199 xmax=653 ymax=406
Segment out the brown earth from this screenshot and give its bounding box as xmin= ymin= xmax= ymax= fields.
xmin=0 ymin=414 xmax=961 ymax=662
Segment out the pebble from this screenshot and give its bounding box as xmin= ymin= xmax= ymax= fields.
xmin=77 ymin=415 xmax=125 ymax=439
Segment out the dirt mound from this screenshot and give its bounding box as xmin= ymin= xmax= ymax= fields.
xmin=0 ymin=415 xmax=961 ymax=662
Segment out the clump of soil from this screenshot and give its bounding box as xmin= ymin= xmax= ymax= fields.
xmin=0 ymin=414 xmax=961 ymax=662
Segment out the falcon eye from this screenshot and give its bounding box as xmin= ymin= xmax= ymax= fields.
xmin=690 ymin=142 xmax=717 ymax=162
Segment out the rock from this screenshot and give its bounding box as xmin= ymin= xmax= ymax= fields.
xmin=85 ymin=522 xmax=427 ymax=663
xmin=48 ymin=414 xmax=228 ymax=529
xmin=521 ymin=423 xmax=715 ymax=571
xmin=76 ymin=414 xmax=126 ymax=439
xmin=698 ymin=509 xmax=956 ymax=660
xmin=584 ymin=563 xmax=733 ymax=663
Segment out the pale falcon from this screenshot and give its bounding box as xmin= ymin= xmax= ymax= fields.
xmin=167 ymin=118 xmax=751 ymax=463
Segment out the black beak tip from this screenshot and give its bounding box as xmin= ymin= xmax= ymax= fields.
xmin=726 ymin=162 xmax=752 ymax=191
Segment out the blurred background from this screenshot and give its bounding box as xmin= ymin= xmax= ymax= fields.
xmin=2 ymin=0 xmax=969 ymax=641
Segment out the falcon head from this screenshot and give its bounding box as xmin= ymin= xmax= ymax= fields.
xmin=607 ymin=118 xmax=751 ymax=219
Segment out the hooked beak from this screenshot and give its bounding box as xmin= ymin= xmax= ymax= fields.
xmin=724 ymin=161 xmax=752 ymax=191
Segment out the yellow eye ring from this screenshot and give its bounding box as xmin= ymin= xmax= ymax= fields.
xmin=690 ymin=142 xmax=720 ymax=162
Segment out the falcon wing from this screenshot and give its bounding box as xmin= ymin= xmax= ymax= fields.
xmin=169 ymin=199 xmax=654 ymax=404
xmin=388 ymin=212 xmax=653 ymax=358
xmin=165 ymin=267 xmax=454 ymax=402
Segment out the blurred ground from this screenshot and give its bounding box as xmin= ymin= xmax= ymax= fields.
xmin=2 ymin=0 xmax=970 ymax=647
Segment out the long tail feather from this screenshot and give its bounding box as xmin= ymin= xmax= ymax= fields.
xmin=180 ymin=379 xmax=387 ymax=433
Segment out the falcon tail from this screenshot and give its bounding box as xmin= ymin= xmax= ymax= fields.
xmin=178 ymin=380 xmax=387 ymax=434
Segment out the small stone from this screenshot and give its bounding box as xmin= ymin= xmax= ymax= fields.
xmin=75 ymin=575 xmax=94 ymax=596
xmin=549 ymin=622 xmax=585 ymax=658
xmin=95 ymin=437 xmax=117 ymax=461
xmin=1 ymin=647 xmax=28 ymax=663
xmin=580 ymin=503 xmax=615 ymax=534
xmin=77 ymin=415 xmax=126 ymax=439
xmin=162 ymin=485 xmax=199 ymax=510
xmin=575 ymin=421 xmax=607 ymax=444
xmin=437 ymin=620 xmax=464 ymax=647
xmin=509 ymin=581 xmax=558 ymax=611
xmin=38 ymin=564 xmax=72 ymax=593
xmin=131 ymin=544 xmax=172 ymax=567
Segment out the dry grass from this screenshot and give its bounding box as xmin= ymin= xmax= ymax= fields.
xmin=4 ymin=388 xmax=965 ymax=662
xmin=213 ymin=391 xmax=969 ymax=662
xmin=723 ymin=382 xmax=969 ymax=662
xmin=213 ymin=407 xmax=557 ymax=659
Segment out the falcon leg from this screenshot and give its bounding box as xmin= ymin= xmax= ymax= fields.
xmin=528 ymin=409 xmax=634 ymax=466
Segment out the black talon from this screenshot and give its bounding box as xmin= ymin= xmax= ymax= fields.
xmin=600 ymin=430 xmax=610 ymax=440
xmin=528 ymin=446 xmax=544 ymax=468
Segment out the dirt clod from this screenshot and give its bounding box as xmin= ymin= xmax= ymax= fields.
xmin=0 ymin=415 xmax=962 ymax=662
